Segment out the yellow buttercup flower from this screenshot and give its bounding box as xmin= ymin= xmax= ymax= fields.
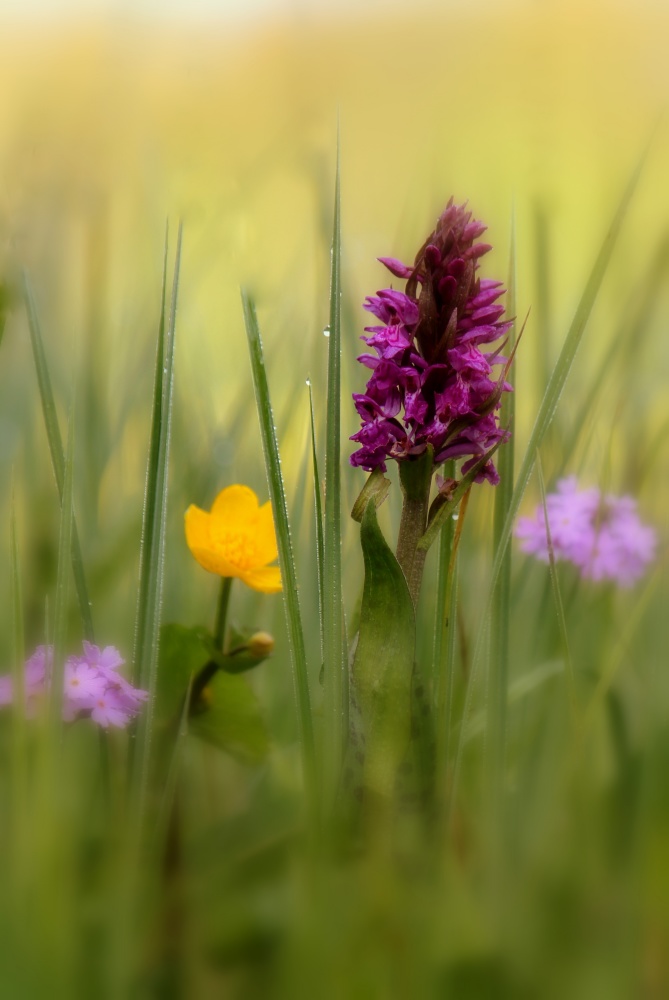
xmin=185 ymin=485 xmax=282 ymax=594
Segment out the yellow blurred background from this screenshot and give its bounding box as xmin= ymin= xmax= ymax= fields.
xmin=0 ymin=0 xmax=667 ymax=509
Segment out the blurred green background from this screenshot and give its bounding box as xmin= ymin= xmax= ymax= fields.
xmin=1 ymin=0 xmax=668 ymax=996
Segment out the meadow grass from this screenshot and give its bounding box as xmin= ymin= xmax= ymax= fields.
xmin=0 ymin=28 xmax=668 ymax=993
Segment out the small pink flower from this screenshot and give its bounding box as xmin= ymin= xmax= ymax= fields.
xmin=0 ymin=641 xmax=148 ymax=728
xmin=515 ymin=478 xmax=657 ymax=587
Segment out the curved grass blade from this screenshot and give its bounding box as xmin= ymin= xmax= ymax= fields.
xmin=23 ymin=274 xmax=94 ymax=640
xmin=450 ymin=152 xmax=647 ymax=817
xmin=322 ymin=137 xmax=347 ymax=813
xmin=241 ymin=290 xmax=318 ymax=834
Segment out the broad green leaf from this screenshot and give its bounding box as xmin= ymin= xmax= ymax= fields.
xmin=189 ymin=671 xmax=269 ymax=766
xmin=155 ymin=623 xmax=211 ymax=721
xmin=351 ymin=499 xmax=415 ymax=801
xmin=156 ymin=624 xmax=269 ymax=765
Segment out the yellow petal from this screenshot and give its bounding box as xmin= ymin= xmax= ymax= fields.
xmin=240 ymin=565 xmax=283 ymax=594
xmin=253 ymin=500 xmax=279 ymax=565
xmin=185 ymin=505 xmax=237 ymax=577
xmin=210 ymin=485 xmax=259 ymax=531
xmin=185 ymin=504 xmax=211 ymax=552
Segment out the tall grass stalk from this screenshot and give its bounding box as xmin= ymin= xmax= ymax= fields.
xmin=23 ymin=274 xmax=94 ymax=640
xmin=242 ymin=290 xmax=319 ymax=840
xmin=486 ymin=216 xmax=517 ymax=820
xmin=321 ymin=140 xmax=347 ymax=818
xmin=132 ymin=222 xmax=182 ymax=812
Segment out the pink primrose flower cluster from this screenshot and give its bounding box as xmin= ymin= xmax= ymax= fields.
xmin=515 ymin=477 xmax=657 ymax=588
xmin=0 ymin=641 xmax=148 ymax=728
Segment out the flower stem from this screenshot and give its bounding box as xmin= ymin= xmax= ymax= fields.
xmin=213 ymin=576 xmax=233 ymax=653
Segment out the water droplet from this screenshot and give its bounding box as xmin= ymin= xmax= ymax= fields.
xmin=305 ymin=378 xmax=311 ymax=386
xmin=323 ymin=326 xmax=330 ymax=338
xmin=452 ymin=513 xmax=459 ymax=521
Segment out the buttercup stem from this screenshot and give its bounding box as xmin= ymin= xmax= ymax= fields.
xmin=214 ymin=576 xmax=233 ymax=653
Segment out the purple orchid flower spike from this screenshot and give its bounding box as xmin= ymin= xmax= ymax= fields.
xmin=351 ymin=198 xmax=512 ymax=485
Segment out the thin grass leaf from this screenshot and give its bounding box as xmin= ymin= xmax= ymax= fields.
xmin=450 ymin=153 xmax=646 ymax=815
xmin=557 ymin=234 xmax=669 ymax=479
xmin=486 ymin=216 xmax=517 ymax=806
xmin=242 ymin=290 xmax=318 ymax=834
xmin=533 ymin=201 xmax=553 ymax=393
xmin=49 ymin=409 xmax=75 ymax=731
xmin=23 ymin=274 xmax=94 ymax=641
xmin=307 ymin=379 xmax=325 ymax=655
xmin=132 ymin=225 xmax=170 ymax=686
xmin=580 ymin=554 xmax=666 ymax=737
xmin=322 ymin=137 xmax=347 ymax=812
xmin=9 ymin=478 xmax=27 ymax=894
xmin=132 ymin=222 xmax=182 ymax=806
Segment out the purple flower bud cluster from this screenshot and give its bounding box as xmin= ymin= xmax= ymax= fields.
xmin=0 ymin=641 xmax=148 ymax=728
xmin=350 ymin=199 xmax=513 ymax=483
xmin=515 ymin=477 xmax=657 ymax=588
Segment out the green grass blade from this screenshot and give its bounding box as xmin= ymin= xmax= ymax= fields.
xmin=132 ymin=224 xmax=169 ymax=687
xmin=486 ymin=215 xmax=517 ymax=809
xmin=242 ymin=290 xmax=318 ymax=834
xmin=556 ymin=234 xmax=669 ymax=478
xmin=533 ymin=200 xmax=553 ymax=394
xmin=23 ymin=274 xmax=94 ymax=641
xmin=322 ymin=138 xmax=347 ymax=813
xmin=9 ymin=478 xmax=27 ymax=895
xmin=132 ymin=222 xmax=182 ymax=806
xmin=50 ymin=409 xmax=75 ymax=731
xmin=451 ymin=154 xmax=645 ymax=814
xmin=307 ymin=379 xmax=325 ymax=656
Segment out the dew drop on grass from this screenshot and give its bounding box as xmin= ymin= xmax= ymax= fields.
xmin=452 ymin=513 xmax=459 ymax=520
xmin=323 ymin=326 xmax=330 ymax=338
xmin=305 ymin=378 xmax=311 ymax=386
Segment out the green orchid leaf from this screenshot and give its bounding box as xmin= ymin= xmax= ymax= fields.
xmin=351 ymin=499 xmax=416 ymax=802
xmin=351 ymin=468 xmax=391 ymax=523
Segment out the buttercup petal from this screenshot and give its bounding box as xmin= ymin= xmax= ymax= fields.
xmin=210 ymin=485 xmax=259 ymax=530
xmin=241 ymin=565 xmax=283 ymax=594
xmin=254 ymin=501 xmax=279 ymax=565
xmin=187 ymin=542 xmax=239 ymax=578
xmin=184 ymin=505 xmax=212 ymax=552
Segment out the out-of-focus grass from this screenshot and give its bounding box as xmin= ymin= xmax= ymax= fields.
xmin=0 ymin=2 xmax=668 ymax=997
